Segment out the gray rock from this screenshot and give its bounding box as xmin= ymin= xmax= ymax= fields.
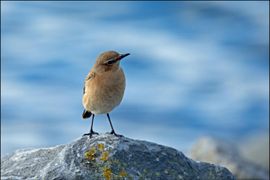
xmin=1 ymin=134 xmax=234 ymax=180
xmin=189 ymin=136 xmax=269 ymax=180
xmin=239 ymin=133 xmax=269 ymax=170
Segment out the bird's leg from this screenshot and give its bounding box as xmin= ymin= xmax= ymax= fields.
xmin=83 ymin=114 xmax=99 ymax=138
xmin=107 ymin=113 xmax=123 ymax=137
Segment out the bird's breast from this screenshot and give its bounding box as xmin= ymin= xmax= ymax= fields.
xmin=83 ymin=68 xmax=125 ymax=114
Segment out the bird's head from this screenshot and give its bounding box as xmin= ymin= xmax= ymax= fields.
xmin=94 ymin=51 xmax=130 ymax=73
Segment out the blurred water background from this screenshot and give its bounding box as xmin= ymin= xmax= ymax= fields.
xmin=1 ymin=1 xmax=269 ymax=161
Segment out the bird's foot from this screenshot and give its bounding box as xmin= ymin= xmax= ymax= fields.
xmin=83 ymin=130 xmax=99 ymax=138
xmin=110 ymin=130 xmax=123 ymax=137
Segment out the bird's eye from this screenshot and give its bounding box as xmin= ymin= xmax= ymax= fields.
xmin=107 ymin=60 xmax=114 ymax=65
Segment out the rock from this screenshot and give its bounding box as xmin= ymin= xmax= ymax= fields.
xmin=189 ymin=136 xmax=269 ymax=180
xmin=239 ymin=133 xmax=269 ymax=170
xmin=1 ymin=134 xmax=234 ymax=180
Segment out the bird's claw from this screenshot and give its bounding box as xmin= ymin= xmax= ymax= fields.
xmin=83 ymin=130 xmax=99 ymax=138
xmin=110 ymin=130 xmax=123 ymax=137
xmin=91 ymin=130 xmax=99 ymax=135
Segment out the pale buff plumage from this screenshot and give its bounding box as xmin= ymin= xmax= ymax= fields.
xmin=83 ymin=64 xmax=125 ymax=114
xmin=82 ymin=51 xmax=129 ymax=137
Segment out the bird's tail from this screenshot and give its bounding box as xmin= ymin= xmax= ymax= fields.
xmin=82 ymin=110 xmax=92 ymax=119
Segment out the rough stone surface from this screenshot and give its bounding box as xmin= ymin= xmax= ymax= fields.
xmin=189 ymin=136 xmax=269 ymax=180
xmin=1 ymin=134 xmax=234 ymax=180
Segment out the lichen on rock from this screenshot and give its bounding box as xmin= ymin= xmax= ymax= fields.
xmin=1 ymin=134 xmax=235 ymax=180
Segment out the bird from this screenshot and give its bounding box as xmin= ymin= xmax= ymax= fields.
xmin=82 ymin=50 xmax=130 ymax=138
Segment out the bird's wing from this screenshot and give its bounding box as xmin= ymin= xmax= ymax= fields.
xmin=83 ymin=71 xmax=95 ymax=94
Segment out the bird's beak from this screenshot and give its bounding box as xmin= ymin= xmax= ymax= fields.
xmin=118 ymin=53 xmax=130 ymax=61
xmin=104 ymin=53 xmax=130 ymax=65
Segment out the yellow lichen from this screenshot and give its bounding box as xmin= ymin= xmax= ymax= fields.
xmin=119 ymin=169 xmax=127 ymax=177
xmin=103 ymin=167 xmax=112 ymax=180
xmin=97 ymin=143 xmax=105 ymax=151
xmin=85 ymin=147 xmax=96 ymax=161
xmin=100 ymin=151 xmax=109 ymax=161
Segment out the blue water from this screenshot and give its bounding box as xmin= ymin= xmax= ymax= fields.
xmin=1 ymin=1 xmax=269 ymax=155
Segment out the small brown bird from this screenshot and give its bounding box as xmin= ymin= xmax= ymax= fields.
xmin=82 ymin=51 xmax=130 ymax=138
